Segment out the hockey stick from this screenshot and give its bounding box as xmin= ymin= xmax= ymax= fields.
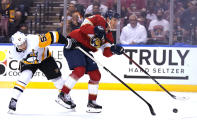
xmin=123 ymin=52 xmax=189 ymax=101
xmin=76 ymin=46 xmax=156 ymax=116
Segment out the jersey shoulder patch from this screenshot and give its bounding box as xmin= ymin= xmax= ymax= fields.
xmin=38 ymin=32 xmax=52 ymax=48
xmin=38 ymin=32 xmax=59 ymax=48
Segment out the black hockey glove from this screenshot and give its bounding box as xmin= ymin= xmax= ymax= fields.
xmin=110 ymin=44 xmax=124 ymax=55
xmin=94 ymin=26 xmax=105 ymax=39
xmin=64 ymin=37 xmax=79 ymax=50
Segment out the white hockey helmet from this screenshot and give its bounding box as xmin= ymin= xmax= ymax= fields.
xmin=11 ymin=31 xmax=26 ymax=46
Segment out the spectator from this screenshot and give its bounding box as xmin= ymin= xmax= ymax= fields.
xmin=148 ymin=9 xmax=170 ymax=44
xmin=92 ymin=2 xmax=101 ymax=15
xmin=146 ymin=0 xmax=155 ymax=11
xmin=123 ymin=0 xmax=146 ymax=11
xmin=174 ymin=1 xmax=185 ymax=17
xmin=146 ymin=8 xmax=157 ymax=27
xmin=180 ymin=0 xmax=197 ymax=44
xmin=164 ymin=1 xmax=185 ymax=22
xmin=138 ymin=8 xmax=148 ymax=29
xmin=106 ymin=0 xmax=117 ymax=11
xmin=122 ymin=1 xmax=146 ymax=27
xmin=0 ymin=0 xmax=29 ymax=40
xmin=79 ymin=0 xmax=108 ymax=8
xmin=163 ymin=1 xmax=185 ymax=44
xmin=127 ymin=3 xmax=141 ymax=17
xmin=59 ymin=1 xmax=83 ymax=34
xmin=70 ymin=0 xmax=85 ymax=17
xmin=0 ymin=12 xmax=9 ymax=37
xmin=14 ymin=0 xmax=33 ymax=16
xmin=85 ymin=0 xmax=108 ymax=16
xmin=178 ymin=0 xmax=190 ymax=9
xmin=106 ymin=0 xmax=127 ymax=18
xmin=173 ymin=25 xmax=184 ymax=43
xmin=120 ymin=14 xmax=147 ymax=45
xmin=154 ymin=0 xmax=169 ymax=12
xmin=67 ymin=2 xmax=77 ymax=21
xmin=77 ymin=0 xmax=89 ymax=8
xmin=8 ymin=10 xmax=24 ymax=36
xmin=0 ymin=0 xmax=15 ymax=37
xmin=137 ymin=16 xmax=146 ymax=27
xmin=85 ymin=2 xmax=101 ymax=16
xmin=67 ymin=11 xmax=82 ymax=33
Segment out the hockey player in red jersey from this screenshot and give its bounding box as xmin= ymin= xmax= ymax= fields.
xmin=56 ymin=10 xmax=124 ymax=113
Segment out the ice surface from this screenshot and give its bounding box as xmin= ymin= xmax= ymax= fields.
xmin=0 ymin=88 xmax=197 ymax=131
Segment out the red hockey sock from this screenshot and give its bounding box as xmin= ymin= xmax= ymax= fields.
xmin=88 ymin=94 xmax=97 ymax=101
xmin=61 ymin=85 xmax=70 ymax=94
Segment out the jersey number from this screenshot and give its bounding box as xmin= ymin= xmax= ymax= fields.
xmin=39 ymin=35 xmax=47 ymax=42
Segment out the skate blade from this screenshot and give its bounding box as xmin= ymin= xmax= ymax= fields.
xmin=55 ymin=99 xmax=76 ymax=110
xmin=86 ymin=107 xmax=102 ymax=113
xmin=7 ymin=109 xmax=15 ymax=114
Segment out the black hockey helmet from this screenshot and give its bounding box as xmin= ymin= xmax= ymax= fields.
xmin=105 ymin=10 xmax=120 ymax=20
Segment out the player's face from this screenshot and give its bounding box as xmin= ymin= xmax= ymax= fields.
xmin=17 ymin=41 xmax=27 ymax=51
xmin=106 ymin=17 xmax=118 ymax=31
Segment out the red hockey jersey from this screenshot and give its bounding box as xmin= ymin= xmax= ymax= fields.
xmin=68 ymin=15 xmax=114 ymax=57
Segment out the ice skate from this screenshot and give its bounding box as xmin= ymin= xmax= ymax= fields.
xmin=8 ymin=98 xmax=17 ymax=114
xmin=86 ymin=100 xmax=102 ymax=113
xmin=55 ymin=92 xmax=76 ymax=109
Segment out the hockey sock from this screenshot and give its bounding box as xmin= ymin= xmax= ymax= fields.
xmin=88 ymin=94 xmax=97 ymax=101
xmin=61 ymin=67 xmax=85 ymax=94
xmin=88 ymin=81 xmax=99 ymax=101
xmin=61 ymin=85 xmax=71 ymax=94
xmin=12 ymin=81 xmax=26 ymax=100
xmin=87 ymin=70 xmax=100 ymax=102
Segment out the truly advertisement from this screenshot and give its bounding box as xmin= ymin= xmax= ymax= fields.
xmin=124 ymin=48 xmax=189 ymax=80
xmin=94 ymin=46 xmax=196 ymax=85
xmin=121 ymin=46 xmax=196 ymax=85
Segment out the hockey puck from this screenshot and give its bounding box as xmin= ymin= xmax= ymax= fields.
xmin=173 ymin=108 xmax=178 ymax=113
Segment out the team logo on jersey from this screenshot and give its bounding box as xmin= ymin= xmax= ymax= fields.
xmin=24 ymin=51 xmax=39 ymax=64
xmin=90 ymin=37 xmax=102 ymax=48
xmin=0 ymin=50 xmax=7 ymax=76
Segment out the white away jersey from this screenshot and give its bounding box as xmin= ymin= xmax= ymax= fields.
xmin=10 ymin=31 xmax=59 ymax=64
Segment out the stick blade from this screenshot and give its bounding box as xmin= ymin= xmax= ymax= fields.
xmin=148 ymin=103 xmax=156 ymax=116
xmin=175 ymin=96 xmax=190 ymax=101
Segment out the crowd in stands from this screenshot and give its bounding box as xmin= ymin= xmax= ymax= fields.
xmin=0 ymin=0 xmax=197 ymax=45
xmin=0 ymin=0 xmax=33 ymax=42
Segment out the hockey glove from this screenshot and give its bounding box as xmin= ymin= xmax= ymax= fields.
xmin=110 ymin=44 xmax=124 ymax=55
xmin=94 ymin=26 xmax=105 ymax=39
xmin=64 ymin=37 xmax=79 ymax=50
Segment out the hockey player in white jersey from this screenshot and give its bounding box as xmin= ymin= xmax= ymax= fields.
xmin=8 ymin=31 xmax=76 ymax=113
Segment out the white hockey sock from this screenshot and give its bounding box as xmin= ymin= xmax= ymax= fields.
xmin=12 ymin=81 xmax=26 ymax=100
xmin=88 ymin=83 xmax=98 ymax=95
xmin=88 ymin=83 xmax=98 ymax=101
xmin=64 ymin=75 xmax=78 ymax=90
